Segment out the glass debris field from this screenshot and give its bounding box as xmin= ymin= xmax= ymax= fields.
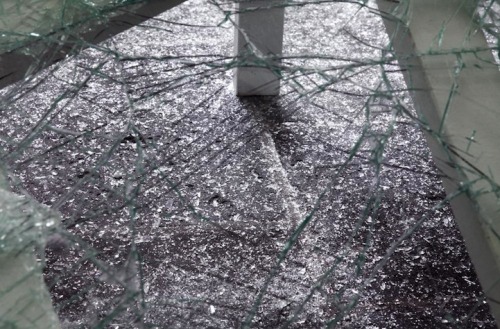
xmin=1 ymin=0 xmax=500 ymax=328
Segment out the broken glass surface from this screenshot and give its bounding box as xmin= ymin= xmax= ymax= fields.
xmin=0 ymin=0 xmax=499 ymax=328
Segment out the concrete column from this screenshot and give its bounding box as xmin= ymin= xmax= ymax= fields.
xmin=233 ymin=0 xmax=285 ymax=96
xmin=0 ymin=0 xmax=188 ymax=89
xmin=0 ymin=252 xmax=60 ymax=329
xmin=377 ymin=0 xmax=500 ymax=324
xmin=0 ymin=174 xmax=60 ymax=329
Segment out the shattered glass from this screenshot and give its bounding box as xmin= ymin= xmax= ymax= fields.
xmin=0 ymin=0 xmax=499 ymax=328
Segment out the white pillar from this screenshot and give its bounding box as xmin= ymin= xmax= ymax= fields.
xmin=0 ymin=178 xmax=61 ymax=329
xmin=377 ymin=0 xmax=500 ymax=324
xmin=233 ymin=0 xmax=285 ymax=96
